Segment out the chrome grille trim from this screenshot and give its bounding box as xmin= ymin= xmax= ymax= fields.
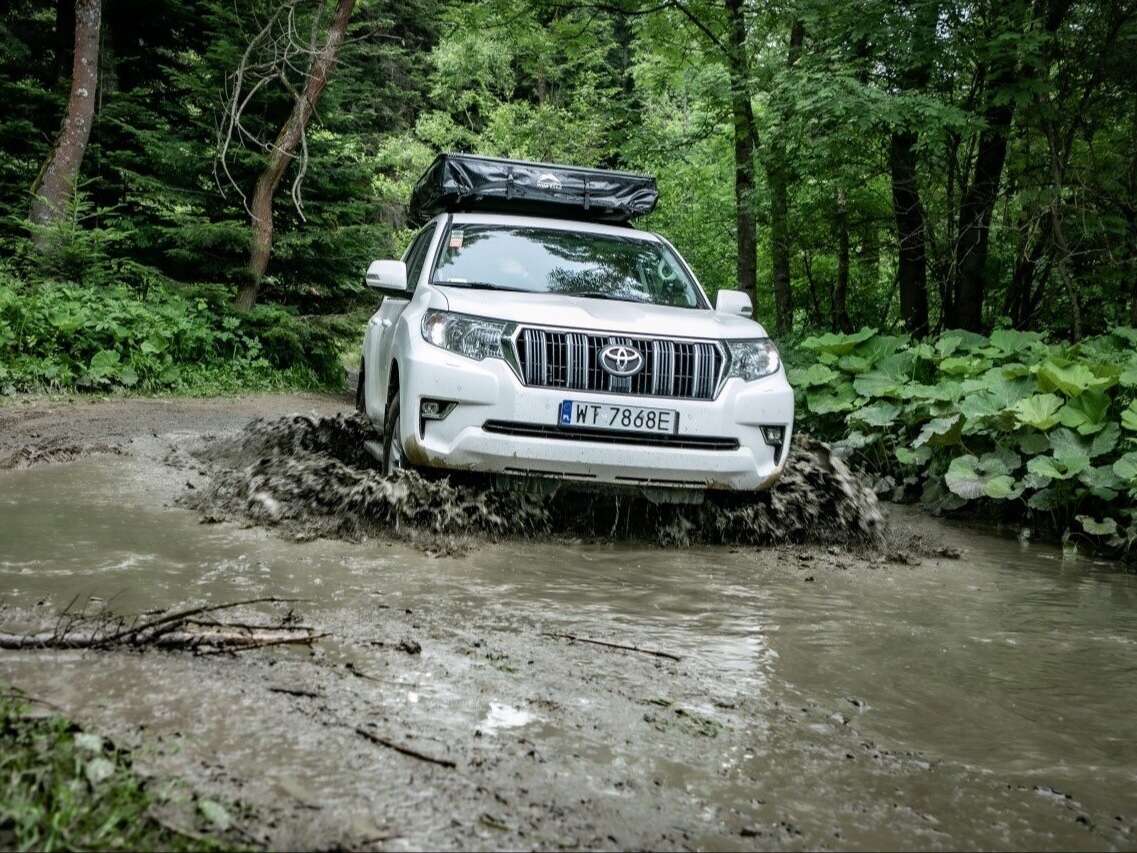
xmin=511 ymin=326 xmax=726 ymax=400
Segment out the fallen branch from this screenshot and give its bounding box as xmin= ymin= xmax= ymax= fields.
xmin=354 ymin=727 xmax=457 ymax=769
xmin=268 ymin=686 xmax=323 ymax=698
xmin=0 ymin=597 xmax=319 ymax=654
xmin=542 ymin=632 xmax=681 ymax=662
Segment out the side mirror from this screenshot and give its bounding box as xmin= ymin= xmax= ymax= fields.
xmin=715 ymin=289 xmax=753 ymax=318
xmin=365 ymin=260 xmax=408 ymax=293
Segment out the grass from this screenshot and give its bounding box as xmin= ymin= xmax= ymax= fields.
xmin=0 ymin=691 xmax=240 ymax=851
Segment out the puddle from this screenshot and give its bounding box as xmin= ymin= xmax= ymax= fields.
xmin=1 ymin=403 xmax=1136 ymax=850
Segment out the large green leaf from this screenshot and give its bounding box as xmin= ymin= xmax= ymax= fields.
xmin=1036 ymin=360 xmax=1115 ymax=396
xmin=896 ymin=445 xmax=932 ymax=467
xmin=913 ymin=413 xmax=963 ymax=448
xmin=988 ymin=328 xmax=1044 ymax=356
xmin=86 ymin=350 xmax=121 ymax=382
xmin=1089 ymin=422 xmax=1120 ymax=457
xmin=807 ymin=383 xmax=858 ymax=414
xmin=1010 ymin=394 xmax=1063 ymax=430
xmin=800 ymin=328 xmax=876 ymax=355
xmin=1079 ymin=464 xmax=1122 ymax=500
xmin=1076 ymin=515 xmax=1118 ymax=536
xmin=837 ymin=354 xmax=872 ymax=374
xmin=1057 ymin=389 xmax=1109 ymax=435
xmin=853 ymin=372 xmax=903 ymax=399
xmin=1027 ymin=452 xmax=1090 ymax=481
xmin=903 ymin=381 xmax=962 ymax=402
xmin=1121 ymin=401 xmax=1137 ymax=431
xmin=939 ymin=356 xmax=989 ymax=377
xmin=791 ymin=363 xmax=838 ymax=388
xmin=944 ymin=453 xmax=1017 ymax=500
xmin=849 ymin=401 xmax=901 ymax=428
xmin=945 ymin=452 xmax=1022 ymax=500
xmin=1113 ymin=452 xmax=1137 ymax=483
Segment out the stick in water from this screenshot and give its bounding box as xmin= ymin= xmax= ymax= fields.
xmin=542 ymin=632 xmax=681 ymax=662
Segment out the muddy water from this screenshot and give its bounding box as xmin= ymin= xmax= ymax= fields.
xmin=3 ymin=451 xmax=1137 ymax=850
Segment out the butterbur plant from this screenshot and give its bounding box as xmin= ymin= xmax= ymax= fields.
xmin=787 ymin=327 xmax=1137 ymax=553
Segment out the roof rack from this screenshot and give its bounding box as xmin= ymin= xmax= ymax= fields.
xmin=408 ymin=153 xmax=658 ymax=226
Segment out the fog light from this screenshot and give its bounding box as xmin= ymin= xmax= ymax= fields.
xmin=760 ymin=425 xmax=787 ymax=464
xmin=761 ymin=425 xmax=785 ymax=444
xmin=420 ymin=399 xmax=456 ymax=420
xmin=419 ymin=399 xmax=456 ymax=439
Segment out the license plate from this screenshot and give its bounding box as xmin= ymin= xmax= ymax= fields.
xmin=558 ymin=400 xmax=679 ymax=434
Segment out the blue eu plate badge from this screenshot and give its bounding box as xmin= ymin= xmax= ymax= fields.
xmin=559 ymin=400 xmax=572 ymax=425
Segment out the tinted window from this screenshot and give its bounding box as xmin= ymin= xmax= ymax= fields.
xmin=431 ymin=225 xmax=705 ymax=309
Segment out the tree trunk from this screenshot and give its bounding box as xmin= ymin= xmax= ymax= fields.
xmin=947 ymin=79 xmax=1014 ymax=331
xmin=723 ymin=0 xmax=758 ymax=317
xmin=833 ymin=188 xmax=852 ymax=332
xmin=888 ymin=130 xmax=930 ymax=336
xmin=1004 ymin=215 xmax=1048 ymax=329
xmin=764 ymin=20 xmax=804 ymax=335
xmin=947 ymin=0 xmax=1070 ymax=331
xmin=29 ymin=0 xmax=101 ymax=248
xmin=767 ymin=163 xmax=793 ymax=333
xmin=235 ymin=0 xmax=356 ymax=311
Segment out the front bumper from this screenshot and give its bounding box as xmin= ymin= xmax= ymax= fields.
xmin=398 ymin=337 xmax=794 ymax=492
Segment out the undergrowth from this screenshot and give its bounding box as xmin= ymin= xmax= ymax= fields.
xmin=787 ymin=326 xmax=1137 ymax=553
xmin=0 ymin=691 xmax=238 ymax=851
xmin=0 ymin=268 xmax=349 ymax=397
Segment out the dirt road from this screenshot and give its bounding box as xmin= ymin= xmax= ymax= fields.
xmin=2 ymin=394 xmax=1135 ymax=851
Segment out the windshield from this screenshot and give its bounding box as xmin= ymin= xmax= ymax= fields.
xmin=430 ymin=224 xmax=706 ymax=309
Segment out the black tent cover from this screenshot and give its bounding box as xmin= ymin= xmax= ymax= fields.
xmin=408 ymin=153 xmax=658 ymax=226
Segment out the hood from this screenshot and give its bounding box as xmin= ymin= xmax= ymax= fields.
xmin=433 ymin=286 xmax=770 ymax=340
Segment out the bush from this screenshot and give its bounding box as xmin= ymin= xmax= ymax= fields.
xmin=0 ymin=274 xmax=345 ymax=395
xmin=787 ymin=327 xmax=1137 ymax=551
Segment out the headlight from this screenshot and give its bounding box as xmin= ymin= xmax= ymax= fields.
xmin=726 ymin=338 xmax=780 ymax=381
xmin=421 ymin=310 xmax=509 ymax=360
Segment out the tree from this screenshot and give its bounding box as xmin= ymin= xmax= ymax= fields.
xmin=763 ymin=19 xmax=804 ymax=335
xmin=723 ymin=0 xmax=760 ymax=317
xmin=28 ymin=0 xmax=101 ymax=249
xmin=219 ymin=0 xmax=357 ymax=311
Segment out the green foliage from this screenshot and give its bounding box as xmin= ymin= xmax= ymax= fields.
xmin=0 ymin=272 xmax=343 ymax=395
xmin=789 ymin=327 xmax=1137 ymax=550
xmin=0 ymin=692 xmax=232 ymax=850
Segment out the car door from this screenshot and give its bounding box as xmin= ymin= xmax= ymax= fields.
xmin=364 ymin=223 xmax=436 ymax=426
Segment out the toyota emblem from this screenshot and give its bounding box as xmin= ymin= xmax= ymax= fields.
xmin=599 ymin=344 xmax=644 ymax=377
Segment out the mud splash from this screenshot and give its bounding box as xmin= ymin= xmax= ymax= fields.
xmin=180 ymin=413 xmax=884 ymax=547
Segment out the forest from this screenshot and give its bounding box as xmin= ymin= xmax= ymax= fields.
xmin=2 ymin=0 xmax=1137 ymax=547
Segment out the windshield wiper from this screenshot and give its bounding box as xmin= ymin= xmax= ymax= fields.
xmin=571 ymin=291 xmax=650 ymax=303
xmin=433 ymin=280 xmax=532 ymax=293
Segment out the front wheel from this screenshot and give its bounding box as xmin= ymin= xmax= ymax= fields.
xmin=382 ymin=396 xmax=406 ymax=475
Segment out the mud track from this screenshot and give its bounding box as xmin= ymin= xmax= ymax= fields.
xmin=179 ymin=412 xmax=885 ymax=548
xmin=2 ymin=393 xmax=1135 ymax=851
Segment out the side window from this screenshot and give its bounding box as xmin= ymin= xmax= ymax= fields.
xmin=403 ymin=225 xmax=435 ymax=292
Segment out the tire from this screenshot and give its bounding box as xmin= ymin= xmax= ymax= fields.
xmin=382 ymin=396 xmax=406 ymax=475
xmin=354 ymin=358 xmax=366 ymax=414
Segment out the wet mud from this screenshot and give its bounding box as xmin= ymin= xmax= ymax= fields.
xmin=179 ymin=413 xmax=884 ymax=548
xmin=3 ymin=395 xmax=1137 ymax=851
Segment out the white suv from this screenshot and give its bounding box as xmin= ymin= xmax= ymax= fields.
xmin=357 ymin=157 xmax=793 ymax=499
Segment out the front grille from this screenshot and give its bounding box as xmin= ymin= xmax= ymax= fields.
xmin=483 ymin=420 xmax=740 ymax=451
xmin=514 ymin=328 xmax=724 ymax=400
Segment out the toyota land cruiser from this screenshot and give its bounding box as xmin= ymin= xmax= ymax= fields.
xmin=357 ymin=153 xmax=794 ymax=500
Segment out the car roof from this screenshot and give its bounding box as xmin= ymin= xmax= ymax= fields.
xmin=441 ymin=212 xmax=661 ymax=242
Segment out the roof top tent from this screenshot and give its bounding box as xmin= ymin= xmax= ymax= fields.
xmin=408 ymin=153 xmax=659 ymax=227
